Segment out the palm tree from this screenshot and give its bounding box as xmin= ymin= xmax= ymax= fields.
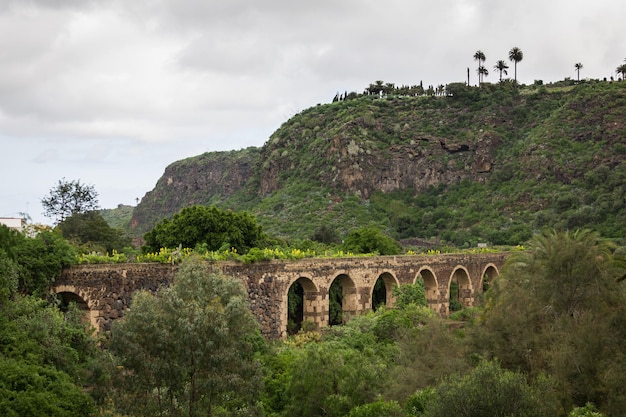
xmin=616 ymin=63 xmax=626 ymax=80
xmin=574 ymin=63 xmax=583 ymax=81
xmin=494 ymin=60 xmax=509 ymax=81
xmin=477 ymin=66 xmax=489 ymax=84
xmin=508 ymin=47 xmax=524 ymax=83
xmin=473 ymin=50 xmax=486 ymax=85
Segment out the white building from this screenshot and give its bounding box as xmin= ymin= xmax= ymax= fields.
xmin=0 ymin=217 xmax=24 ymax=232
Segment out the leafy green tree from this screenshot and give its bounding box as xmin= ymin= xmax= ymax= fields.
xmin=392 ymin=280 xmax=427 ymax=309
xmin=0 ymin=273 xmax=101 ymax=417
xmin=0 ymin=357 xmax=94 ymax=417
xmin=143 ymin=205 xmax=265 ymax=253
xmin=57 ymin=211 xmax=131 ymax=254
xmin=422 ymin=360 xmax=557 ymax=417
xmin=494 ymin=59 xmax=509 ymax=81
xmin=569 ymin=403 xmax=605 ymax=417
xmin=508 ymin=46 xmax=524 ymax=83
xmin=382 ymin=306 xmax=469 ymax=402
xmin=3 ymin=228 xmax=75 ymax=297
xmin=472 ymin=230 xmax=626 ymax=415
xmin=282 ymin=330 xmax=392 ymax=417
xmin=342 ymin=226 xmax=402 ymax=255
xmin=347 ymin=400 xmax=406 ymax=417
xmin=110 ymin=256 xmax=264 ymax=417
xmin=41 ymin=178 xmax=99 ymax=224
xmin=575 ymin=62 xmax=584 ymax=81
xmin=310 ymin=224 xmax=340 ymax=245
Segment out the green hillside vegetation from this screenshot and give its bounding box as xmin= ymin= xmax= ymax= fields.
xmin=100 ymin=204 xmax=134 ymax=231
xmin=127 ymin=79 xmax=625 ymax=249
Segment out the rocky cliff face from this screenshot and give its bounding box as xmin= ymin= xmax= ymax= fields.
xmin=130 ymin=148 xmax=259 ymax=235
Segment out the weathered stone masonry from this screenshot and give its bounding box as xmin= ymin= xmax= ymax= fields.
xmin=54 ymin=252 xmax=508 ymax=339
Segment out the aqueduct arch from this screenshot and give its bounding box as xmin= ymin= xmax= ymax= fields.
xmin=329 ymin=273 xmax=357 ymax=325
xmin=415 ymin=266 xmax=440 ymax=311
xmin=53 ymin=285 xmax=99 ymax=331
xmin=480 ymin=263 xmax=500 ymax=292
xmin=448 ymin=266 xmax=473 ymax=312
xmin=284 ymin=276 xmax=321 ymax=336
xmin=372 ymin=271 xmax=398 ymax=310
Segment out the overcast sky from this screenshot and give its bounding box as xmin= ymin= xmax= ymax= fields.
xmin=1 ymin=0 xmax=624 ymax=225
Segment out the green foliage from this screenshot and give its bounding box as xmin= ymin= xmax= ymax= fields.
xmin=405 ymin=388 xmax=435 ymax=417
xmin=110 ymin=256 xmax=264 ymax=416
xmin=76 ymin=250 xmax=128 ymax=264
xmin=11 ymin=229 xmax=75 ymax=297
xmin=422 ymin=360 xmax=556 ymax=417
xmin=281 ymin=336 xmax=390 ymax=417
xmin=342 ymin=226 xmax=402 ymax=255
xmin=346 ymin=400 xmax=406 ymax=417
xmin=0 ymin=287 xmax=102 ymax=416
xmin=100 ymin=205 xmax=134 ymax=230
xmin=58 ymin=211 xmax=131 ymax=254
xmin=41 ymin=178 xmax=99 ymax=224
xmin=0 ymin=357 xmax=94 ymax=417
xmin=143 ymin=205 xmax=265 ymax=254
xmin=472 ymin=229 xmax=626 ymax=415
xmin=310 ymin=224 xmax=341 ymax=245
xmin=569 ymin=403 xmax=605 ymax=417
xmin=392 ymin=280 xmax=427 ymax=308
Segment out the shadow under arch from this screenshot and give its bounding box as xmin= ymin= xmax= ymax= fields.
xmin=329 ymin=273 xmax=357 ymax=326
xmin=285 ymin=276 xmax=320 ymax=335
xmin=372 ymin=271 xmax=399 ymax=311
xmin=53 ymin=285 xmax=98 ymax=332
xmin=415 ymin=266 xmax=440 ymax=312
xmin=480 ymin=263 xmax=500 ymax=292
xmin=448 ymin=266 xmax=473 ymax=313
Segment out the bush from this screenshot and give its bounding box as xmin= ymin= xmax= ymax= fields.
xmin=347 ymin=400 xmax=406 ymax=417
xmin=423 ymin=360 xmax=557 ymax=417
xmin=342 ymin=226 xmax=402 ymax=255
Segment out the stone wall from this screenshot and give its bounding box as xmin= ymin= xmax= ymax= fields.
xmin=54 ymin=252 xmax=509 ymax=339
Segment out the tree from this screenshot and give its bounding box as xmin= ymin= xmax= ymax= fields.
xmin=575 ymin=62 xmax=584 ymax=81
xmin=347 ymin=400 xmax=405 ymax=417
xmin=477 ymin=65 xmax=489 ymax=84
xmin=472 ymin=230 xmax=626 ymax=415
xmin=494 ymin=59 xmax=509 ymax=81
xmin=281 ymin=318 xmax=395 ymax=417
xmin=342 ymin=226 xmax=402 ymax=255
xmin=311 ymin=224 xmax=341 ymax=245
xmin=57 ymin=211 xmax=131 ymax=254
xmin=142 ymin=205 xmax=265 ymax=253
xmin=508 ymin=46 xmax=524 ymax=83
xmin=616 ymin=63 xmax=626 ymax=80
xmin=41 ymin=178 xmax=99 ymax=224
xmin=110 ymin=256 xmax=264 ymax=417
xmin=421 ymin=360 xmax=557 ymax=417
xmin=392 ymin=280 xmax=427 ymax=309
xmin=7 ymin=228 xmax=75 ymax=296
xmin=0 ymin=282 xmax=100 ymax=416
xmin=473 ymin=50 xmax=486 ymax=85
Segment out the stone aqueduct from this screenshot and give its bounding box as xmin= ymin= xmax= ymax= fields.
xmin=54 ymin=253 xmax=509 ymax=339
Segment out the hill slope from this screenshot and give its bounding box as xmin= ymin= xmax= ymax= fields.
xmin=128 ymin=81 xmax=626 ymax=247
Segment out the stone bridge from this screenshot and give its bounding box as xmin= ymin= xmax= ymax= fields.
xmin=54 ymin=252 xmax=508 ymax=339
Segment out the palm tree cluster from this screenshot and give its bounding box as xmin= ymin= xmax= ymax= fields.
xmin=473 ymin=47 xmax=523 ymax=86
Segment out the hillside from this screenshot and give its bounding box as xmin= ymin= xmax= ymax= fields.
xmin=127 ymin=80 xmax=626 ymax=247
